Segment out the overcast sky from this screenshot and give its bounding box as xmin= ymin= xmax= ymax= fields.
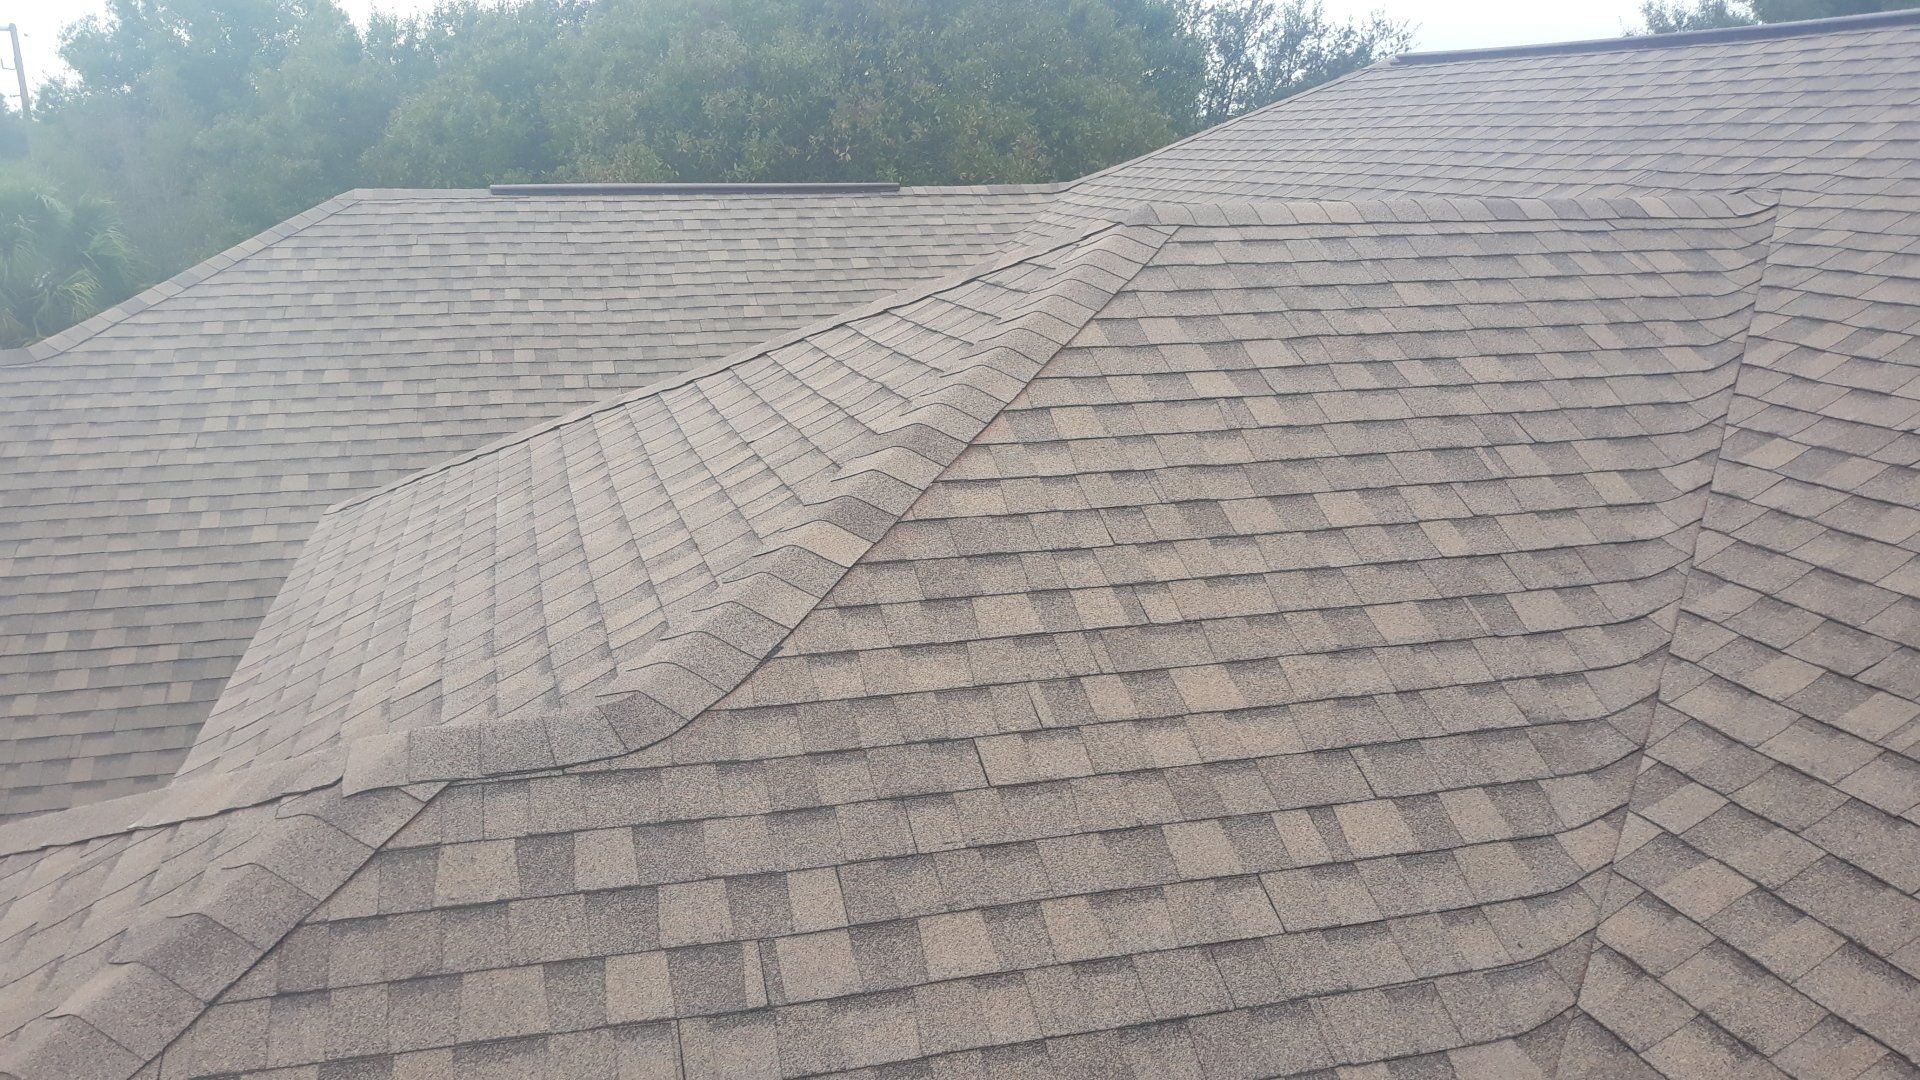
xmin=7 ymin=0 xmax=1650 ymax=109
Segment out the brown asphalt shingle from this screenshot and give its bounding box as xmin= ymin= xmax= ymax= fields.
xmin=1043 ymin=18 xmax=1920 ymax=231
xmin=0 ymin=185 xmax=1059 ymax=819
xmin=3 ymin=13 xmax=1920 ymax=1080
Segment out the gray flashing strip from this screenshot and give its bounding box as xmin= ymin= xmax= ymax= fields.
xmin=1394 ymin=6 xmax=1920 ymax=64
xmin=490 ymin=181 xmax=902 ymax=196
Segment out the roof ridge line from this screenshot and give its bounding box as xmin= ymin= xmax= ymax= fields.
xmin=1127 ymin=191 xmax=1780 ymax=224
xmin=333 ymin=219 xmax=1180 ymax=796
xmin=0 ymin=192 xmax=364 ymax=367
xmin=0 ymin=740 xmax=353 ymax=857
xmin=1394 ymin=7 xmax=1920 ymax=65
xmin=321 ymin=210 xmax=1135 ymax=517
xmin=490 ymin=181 xmax=903 ymax=196
xmin=335 ymin=181 xmax=1070 ymax=201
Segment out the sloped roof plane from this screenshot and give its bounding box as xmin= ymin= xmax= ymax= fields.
xmin=179 ymin=217 xmax=1172 ymax=790
xmin=0 ymin=185 xmax=1059 ymax=818
xmin=2 ymin=11 xmax=1920 ymax=1080
xmin=1034 ymin=10 xmax=1920 ymax=234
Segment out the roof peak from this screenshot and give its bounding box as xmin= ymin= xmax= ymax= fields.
xmin=1393 ymin=6 xmax=1920 ymax=66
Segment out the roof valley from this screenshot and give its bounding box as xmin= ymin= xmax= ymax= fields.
xmin=1545 ymin=195 xmax=1791 ymax=1076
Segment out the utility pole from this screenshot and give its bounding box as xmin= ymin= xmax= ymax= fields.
xmin=2 ymin=24 xmax=26 ymax=121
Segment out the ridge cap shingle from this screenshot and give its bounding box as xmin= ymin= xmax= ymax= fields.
xmin=323 ymin=212 xmax=1144 ymax=516
xmin=335 ymin=219 xmax=1180 ymax=794
xmin=1127 ymin=191 xmax=1780 ymax=227
xmin=0 ymin=783 xmax=437 ymax=1080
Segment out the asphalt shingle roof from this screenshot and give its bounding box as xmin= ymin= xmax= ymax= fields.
xmin=1 ymin=12 xmax=1918 ymax=1080
xmin=0 ymin=185 xmax=1058 ymax=818
xmin=1048 ymin=13 xmax=1920 ymax=221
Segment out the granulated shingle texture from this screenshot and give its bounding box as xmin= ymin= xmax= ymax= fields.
xmin=3 ymin=192 xmax=1787 ymax=1079
xmin=3 ymin=13 xmax=1919 ymax=1080
xmin=0 ymin=212 xmax=1174 ymax=1079
xmin=1567 ymin=196 xmax=1920 ymax=1078
xmin=0 ymin=185 xmax=1057 ymax=817
xmin=1045 ymin=16 xmax=1920 ymax=228
xmin=177 ymin=217 xmax=1169 ymax=788
xmin=0 ymin=783 xmax=435 ymax=1080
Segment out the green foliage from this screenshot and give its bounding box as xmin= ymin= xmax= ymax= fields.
xmin=1640 ymin=0 xmax=1917 ymax=32
xmin=15 ymin=0 xmax=1413 ymax=341
xmin=1182 ymin=0 xmax=1412 ymax=127
xmin=1638 ymin=0 xmax=1758 ymax=31
xmin=543 ymin=0 xmax=1206 ymax=185
xmin=197 ymin=4 xmax=398 ymax=232
xmin=37 ymin=0 xmax=391 ymax=280
xmin=0 ymin=182 xmax=140 ymax=348
xmin=0 ymin=101 xmax=28 ymax=161
xmin=361 ymin=0 xmax=585 ymax=185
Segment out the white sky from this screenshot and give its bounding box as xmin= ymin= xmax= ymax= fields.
xmin=5 ymin=0 xmax=1650 ymax=109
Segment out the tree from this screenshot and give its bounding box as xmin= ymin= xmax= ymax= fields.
xmin=360 ymin=0 xmax=586 ymax=186
xmin=196 ymin=3 xmax=398 ymax=234
xmin=0 ymin=184 xmax=140 ymax=348
xmin=1183 ymin=0 xmax=1413 ymax=128
xmin=37 ymin=0 xmax=393 ymax=278
xmin=15 ymin=0 xmax=1418 ymax=324
xmin=0 ymin=101 xmax=28 ymax=162
xmin=542 ymin=0 xmax=1203 ymax=185
xmin=1639 ymin=0 xmax=1757 ymax=31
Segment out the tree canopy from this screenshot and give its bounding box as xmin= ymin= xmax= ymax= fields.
xmin=2 ymin=0 xmax=1410 ymax=343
